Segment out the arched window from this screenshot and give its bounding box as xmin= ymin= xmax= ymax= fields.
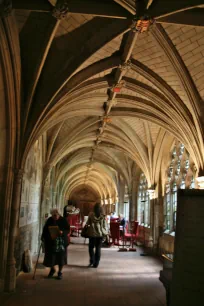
xmin=164 ymin=142 xmax=195 ymax=232
xmin=137 ymin=174 xmax=150 ymax=226
xmin=164 ymin=184 xmax=171 ymax=230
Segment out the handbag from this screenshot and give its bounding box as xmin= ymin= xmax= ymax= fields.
xmin=53 ymin=236 xmax=65 ymax=252
xmin=81 ymin=224 xmax=90 ymax=238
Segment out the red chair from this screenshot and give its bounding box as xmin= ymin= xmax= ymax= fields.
xmin=110 ymin=217 xmax=119 ymax=222
xmin=123 ymin=221 xmax=139 ymax=246
xmin=110 ymin=221 xmax=120 ymax=245
xmin=67 ymin=214 xmax=78 ymax=236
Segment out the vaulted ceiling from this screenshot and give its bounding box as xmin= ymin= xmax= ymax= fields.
xmin=9 ymin=0 xmax=204 ymax=200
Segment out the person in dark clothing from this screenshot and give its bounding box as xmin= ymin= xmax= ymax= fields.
xmin=86 ymin=203 xmax=107 ymax=268
xmin=119 ymin=214 xmax=126 ymax=227
xmin=118 ymin=214 xmax=126 ymax=238
xmin=41 ymin=208 xmax=70 ymax=280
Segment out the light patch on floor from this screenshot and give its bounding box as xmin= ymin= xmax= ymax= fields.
xmin=1 ymin=237 xmax=166 ymax=306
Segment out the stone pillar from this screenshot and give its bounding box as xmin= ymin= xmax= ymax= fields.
xmin=129 ymin=176 xmax=139 ymax=221
xmin=5 ymin=169 xmax=23 ymax=292
xmin=118 ymin=176 xmax=125 ymax=215
xmin=38 ymin=179 xmax=46 ymax=244
xmin=0 ymin=3 xmax=18 ymax=291
xmin=0 ymin=167 xmax=14 ymax=292
xmin=38 ymin=165 xmax=52 ymax=242
xmin=149 ymin=187 xmax=160 ymax=252
xmin=58 ymin=187 xmax=64 ymax=214
xmin=153 ymin=183 xmax=163 ymax=251
xmin=129 ymin=177 xmax=137 ymax=221
xmin=128 ymin=193 xmax=133 ymax=221
xmin=149 ymin=198 xmax=155 ymax=249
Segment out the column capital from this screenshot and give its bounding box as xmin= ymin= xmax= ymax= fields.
xmin=0 ymin=0 xmax=12 ymax=18
xmin=52 ymin=0 xmax=69 ymax=20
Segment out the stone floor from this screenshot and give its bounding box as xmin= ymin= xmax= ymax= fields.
xmin=1 ymin=238 xmax=166 ymax=306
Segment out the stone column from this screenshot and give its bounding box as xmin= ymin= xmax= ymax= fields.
xmin=118 ymin=176 xmax=125 ymax=215
xmin=5 ymin=169 xmax=23 ymax=292
xmin=128 ymin=193 xmax=133 ymax=221
xmin=153 ymin=183 xmax=163 ymax=251
xmin=38 ymin=165 xmax=52 ymax=242
xmin=0 ymin=2 xmax=18 ymax=291
xmin=131 ymin=176 xmax=141 ymax=221
xmin=149 ymin=198 xmax=155 ymax=249
xmin=38 ymin=179 xmax=47 ymax=244
xmin=129 ymin=176 xmax=139 ymax=221
xmin=149 ymin=187 xmax=160 ymax=252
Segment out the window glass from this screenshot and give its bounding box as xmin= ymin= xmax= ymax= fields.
xmin=164 ymin=143 xmax=195 ymax=232
xmin=137 ymin=174 xmax=150 ymax=226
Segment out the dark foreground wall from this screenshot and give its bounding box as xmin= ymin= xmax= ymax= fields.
xmin=170 ymin=189 xmax=204 ymax=306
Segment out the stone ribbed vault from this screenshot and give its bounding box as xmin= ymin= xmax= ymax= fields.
xmin=6 ymin=0 xmax=203 ymax=201
xmin=1 ymin=0 xmax=204 ymax=292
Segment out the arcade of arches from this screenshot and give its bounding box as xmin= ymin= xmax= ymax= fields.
xmin=0 ymin=0 xmax=204 ymax=295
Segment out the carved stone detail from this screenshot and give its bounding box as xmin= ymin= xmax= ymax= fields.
xmin=0 ymin=0 xmax=12 ymax=17
xmin=119 ymin=60 xmax=132 ymax=71
xmin=130 ymin=16 xmax=154 ymax=33
xmin=52 ymin=0 xmax=69 ymax=20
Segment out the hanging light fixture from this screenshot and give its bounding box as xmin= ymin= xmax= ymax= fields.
xmin=111 ymin=80 xmax=126 ymax=93
xmin=132 ymin=15 xmax=154 ymax=33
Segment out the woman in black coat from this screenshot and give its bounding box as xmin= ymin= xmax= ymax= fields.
xmin=42 ymin=208 xmax=70 ymax=279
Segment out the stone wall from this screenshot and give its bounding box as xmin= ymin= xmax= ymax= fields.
xmin=15 ymin=223 xmax=39 ymax=273
xmin=15 ymin=138 xmax=43 ymax=272
xmin=0 ymin=59 xmax=8 ymax=291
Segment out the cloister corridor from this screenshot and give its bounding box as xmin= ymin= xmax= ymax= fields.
xmin=1 ymin=1 xmax=204 ymax=305
xmin=0 ymin=238 xmax=166 ymax=306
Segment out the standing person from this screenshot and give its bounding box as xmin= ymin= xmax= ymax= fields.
xmin=118 ymin=214 xmax=126 ymax=227
xmin=118 ymin=214 xmax=126 ymax=238
xmin=86 ymin=203 xmax=107 ymax=268
xmin=41 ymin=208 xmax=70 ymax=280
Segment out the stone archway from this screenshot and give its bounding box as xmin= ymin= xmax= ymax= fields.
xmin=70 ymin=185 xmax=100 ymax=216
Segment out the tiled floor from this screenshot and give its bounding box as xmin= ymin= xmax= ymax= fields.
xmin=1 ymin=238 xmax=166 ymax=306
